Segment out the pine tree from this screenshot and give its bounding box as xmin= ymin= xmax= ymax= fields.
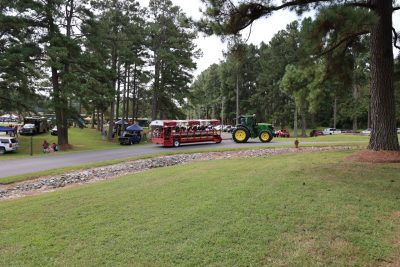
xmin=148 ymin=0 xmax=198 ymax=120
xmin=200 ymin=0 xmax=400 ymax=150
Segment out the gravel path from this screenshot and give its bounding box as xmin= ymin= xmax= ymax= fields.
xmin=0 ymin=146 xmax=354 ymax=200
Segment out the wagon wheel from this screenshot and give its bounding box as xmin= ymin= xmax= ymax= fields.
xmin=173 ymin=139 xmax=180 ymax=147
xmin=259 ymin=130 xmax=273 ymax=143
xmin=232 ymin=127 xmax=249 ymax=143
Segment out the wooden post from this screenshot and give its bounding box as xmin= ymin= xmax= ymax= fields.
xmin=30 ymin=135 xmax=33 ymax=156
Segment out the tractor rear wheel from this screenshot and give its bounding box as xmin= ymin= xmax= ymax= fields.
xmin=232 ymin=127 xmax=250 ymax=143
xmin=259 ymin=130 xmax=273 ymax=143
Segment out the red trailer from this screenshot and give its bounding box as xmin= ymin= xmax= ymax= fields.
xmin=150 ymin=119 xmax=222 ymax=147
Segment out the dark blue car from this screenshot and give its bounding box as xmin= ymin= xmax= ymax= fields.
xmin=118 ymin=124 xmax=143 ymax=145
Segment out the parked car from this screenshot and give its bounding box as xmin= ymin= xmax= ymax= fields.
xmin=50 ymin=126 xmax=58 ymax=136
xmin=19 ymin=123 xmax=36 ymax=135
xmin=397 ymin=128 xmax=400 ymax=134
xmin=310 ymin=129 xmax=324 ymax=137
xmin=118 ymin=124 xmax=143 ymax=145
xmin=227 ymin=126 xmax=236 ymax=133
xmin=361 ymin=128 xmax=372 ymax=135
xmin=213 ymin=125 xmax=223 ymax=131
xmin=223 ymin=125 xmax=232 ymax=132
xmin=275 ymin=129 xmax=290 ymax=138
xmin=0 ymin=136 xmax=19 ymax=154
xmin=322 ymin=128 xmax=341 ymax=135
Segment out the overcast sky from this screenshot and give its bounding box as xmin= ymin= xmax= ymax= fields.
xmin=138 ymin=0 xmax=400 ymax=77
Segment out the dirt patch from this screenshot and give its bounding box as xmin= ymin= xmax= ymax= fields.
xmin=59 ymin=144 xmax=74 ymax=151
xmin=346 ymin=150 xmax=400 ymax=163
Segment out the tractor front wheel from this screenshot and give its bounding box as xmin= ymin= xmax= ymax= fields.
xmin=232 ymin=127 xmax=250 ymax=143
xmin=259 ymin=130 xmax=273 ymax=143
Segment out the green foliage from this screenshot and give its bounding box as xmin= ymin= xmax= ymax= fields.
xmin=1 ymin=0 xmax=199 ymax=141
xmin=0 ymin=1 xmax=43 ymax=112
xmin=192 ymin=5 xmax=380 ymax=130
xmin=148 ymin=0 xmax=198 ymax=119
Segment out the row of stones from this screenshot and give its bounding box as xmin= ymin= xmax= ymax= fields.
xmin=0 ymin=146 xmax=352 ymax=200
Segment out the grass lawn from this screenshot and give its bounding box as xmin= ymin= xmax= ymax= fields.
xmin=274 ymin=133 xmax=371 ymax=143
xmin=1 ymin=150 xmax=399 ymax=266
xmin=0 ymin=127 xmax=149 ymax=160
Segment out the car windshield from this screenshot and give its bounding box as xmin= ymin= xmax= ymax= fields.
xmin=23 ymin=124 xmax=35 ymax=128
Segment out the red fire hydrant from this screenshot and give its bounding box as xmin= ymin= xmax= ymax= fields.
xmin=294 ymin=139 xmax=299 ymax=148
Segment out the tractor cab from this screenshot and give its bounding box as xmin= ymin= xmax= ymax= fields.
xmin=239 ymin=115 xmax=255 ymax=125
xmin=238 ymin=115 xmax=257 ymax=130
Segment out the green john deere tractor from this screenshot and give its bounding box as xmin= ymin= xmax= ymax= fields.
xmin=232 ymin=115 xmax=274 ymax=143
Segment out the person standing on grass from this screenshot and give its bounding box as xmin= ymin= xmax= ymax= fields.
xmin=13 ymin=125 xmax=18 ymax=137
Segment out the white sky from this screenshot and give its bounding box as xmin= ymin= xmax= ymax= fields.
xmin=138 ymin=0 xmax=400 ymax=77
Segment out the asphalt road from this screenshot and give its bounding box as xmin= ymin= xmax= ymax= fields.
xmin=0 ymin=138 xmax=362 ymax=179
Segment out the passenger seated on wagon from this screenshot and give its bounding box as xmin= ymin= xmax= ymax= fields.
xmin=153 ymin=128 xmax=161 ymax=137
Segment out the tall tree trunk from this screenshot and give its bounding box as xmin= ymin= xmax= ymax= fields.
xmin=121 ymin=62 xmax=127 ymax=136
xmin=100 ymin=112 xmax=104 ymax=132
xmin=221 ymin=96 xmax=225 ymax=124
xmin=47 ymin=0 xmax=70 ymax=147
xmin=115 ymin=62 xmax=121 ymax=121
xmin=52 ymin=67 xmax=68 ymax=145
xmin=352 ymin=72 xmax=359 ymax=131
xmin=96 ymin=109 xmax=100 ymax=131
xmin=294 ymin=103 xmax=298 ymax=138
xmin=368 ymin=0 xmax=399 ymax=150
xmin=126 ymin=64 xmax=130 ymax=123
xmin=301 ymin=102 xmax=306 ymax=137
xmin=152 ymin=59 xmax=160 ymax=120
xmin=107 ymin=44 xmax=117 ymax=140
xmin=91 ymin=109 xmax=95 ymax=129
xmin=333 ymin=96 xmax=337 ymax=129
xmin=132 ymin=64 xmax=137 ymax=121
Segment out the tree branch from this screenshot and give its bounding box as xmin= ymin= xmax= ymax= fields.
xmin=0 ymin=95 xmax=38 ymax=112
xmin=229 ymin=0 xmax=371 ymax=33
xmin=393 ymin=27 xmax=400 ymax=50
xmin=318 ymin=30 xmax=369 ymax=57
xmin=343 ymin=1 xmax=372 ymax=9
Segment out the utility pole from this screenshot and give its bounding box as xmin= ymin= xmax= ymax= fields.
xmin=221 ymin=96 xmax=225 ymax=125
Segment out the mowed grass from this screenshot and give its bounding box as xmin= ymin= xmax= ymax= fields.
xmin=0 ymin=127 xmax=133 ymax=160
xmin=1 ymin=151 xmax=399 ymax=266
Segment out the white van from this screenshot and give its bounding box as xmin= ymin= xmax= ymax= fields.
xmin=323 ymin=128 xmax=341 ymax=135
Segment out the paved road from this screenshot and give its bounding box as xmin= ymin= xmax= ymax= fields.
xmin=0 ymin=138 xmax=364 ymax=179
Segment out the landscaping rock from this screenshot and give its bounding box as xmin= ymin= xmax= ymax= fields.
xmin=0 ymin=146 xmax=356 ymax=200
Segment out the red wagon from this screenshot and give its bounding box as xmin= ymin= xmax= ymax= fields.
xmin=150 ymin=119 xmax=222 ymax=147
